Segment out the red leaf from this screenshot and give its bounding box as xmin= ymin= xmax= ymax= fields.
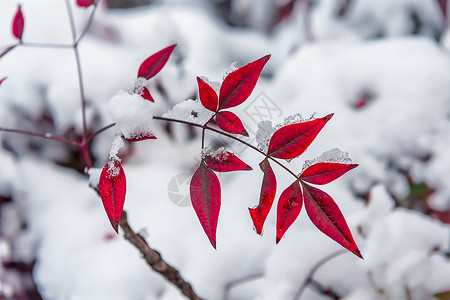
xmin=300 ymin=163 xmax=358 ymax=185
xmin=276 ymin=180 xmax=303 ymax=243
xmin=99 ymin=160 xmax=126 ymax=233
xmin=141 ymin=86 xmax=154 ymax=102
xmin=190 ymin=161 xmax=221 ymax=248
xmin=215 ymin=111 xmax=249 ymax=136
xmin=137 ymin=44 xmax=176 ymax=80
xmin=437 ymin=0 xmax=448 ymax=18
xmin=302 ymin=182 xmax=362 ymax=258
xmin=0 ymin=45 xmax=16 ymax=59
xmin=249 ymin=158 xmax=277 ymax=235
xmin=12 ymin=5 xmax=24 ymax=40
xmin=267 ymin=114 xmax=333 ymax=159
xmin=76 ymin=0 xmax=96 ymax=8
xmin=204 ymin=150 xmax=252 ymax=172
xmin=0 ymin=77 xmax=6 ymax=87
xmin=122 ymin=132 xmax=156 ymax=142
xmin=197 ymin=77 xmax=218 ymax=112
xmin=218 ymin=55 xmax=270 ymax=110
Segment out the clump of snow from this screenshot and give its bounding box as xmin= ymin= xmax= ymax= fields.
xmin=223 ymin=61 xmax=239 ymax=79
xmin=163 ymin=99 xmax=214 ymax=125
xmin=87 ymin=168 xmax=102 ymax=188
xmin=108 ymin=90 xmax=154 ymax=140
xmin=201 ymin=146 xmax=229 ymax=161
xmin=302 ymin=148 xmax=352 ymax=172
xmin=256 ymin=120 xmax=275 ymax=153
xmin=133 ymin=77 xmax=148 ymax=95
xmin=199 ymin=76 xmax=221 ymax=94
xmin=106 ymin=136 xmax=124 ymax=177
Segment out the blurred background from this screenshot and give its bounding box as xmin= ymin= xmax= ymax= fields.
xmin=0 ymin=0 xmax=450 ymax=299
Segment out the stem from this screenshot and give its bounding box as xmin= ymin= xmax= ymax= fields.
xmin=222 ymin=272 xmax=264 ymax=300
xmin=75 ymin=3 xmax=98 ymax=46
xmin=152 ymin=116 xmax=299 ymax=180
xmin=21 ymin=42 xmax=73 ymax=49
xmin=119 ymin=211 xmax=202 ymax=300
xmin=0 ymin=127 xmax=77 ymax=145
xmin=87 ymin=123 xmax=116 ymax=143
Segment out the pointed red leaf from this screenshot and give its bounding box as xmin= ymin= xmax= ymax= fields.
xmin=122 ymin=132 xmax=156 ymax=142
xmin=138 ymin=44 xmax=176 ymax=80
xmin=76 ymin=0 xmax=95 ymax=7
xmin=204 ymin=150 xmax=252 ymax=172
xmin=276 ymin=181 xmax=303 ymax=243
xmin=300 ymin=163 xmax=358 ymax=185
xmin=197 ymin=77 xmax=218 ymax=112
xmin=218 ymin=55 xmax=270 ymax=110
xmin=302 ymin=182 xmax=362 ymax=258
xmin=12 ymin=5 xmax=24 ymax=40
xmin=99 ymin=160 xmax=126 ymax=233
xmin=141 ymin=86 xmax=154 ymax=102
xmin=190 ymin=161 xmax=221 ymax=248
xmin=249 ymin=158 xmax=277 ymax=235
xmin=267 ymin=114 xmax=333 ymax=159
xmin=0 ymin=45 xmax=16 ymax=59
xmin=0 ymin=77 xmax=6 ymax=87
xmin=215 ymin=111 xmax=249 ymax=136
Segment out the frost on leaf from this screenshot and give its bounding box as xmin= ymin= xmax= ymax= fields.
xmin=108 ymin=91 xmax=155 ymax=141
xmin=256 ymin=120 xmax=275 ymax=153
xmin=276 ymin=180 xmax=303 ymax=243
xmin=163 ymin=99 xmax=214 ymax=126
xmin=190 ymin=161 xmax=221 ymax=248
xmin=134 ymin=77 xmax=154 ymax=102
xmin=249 ymin=158 xmax=277 ymax=235
xmin=215 ymin=111 xmax=249 ymax=136
xmin=267 ymin=114 xmax=333 ymax=160
xmin=302 ymin=148 xmax=352 ymax=172
xmin=137 ymin=44 xmax=176 ymax=80
xmin=197 ymin=77 xmax=218 ymax=112
xmin=12 ymin=5 xmax=24 ymax=40
xmin=99 ymin=160 xmax=126 ymax=233
xmin=218 ymin=55 xmax=270 ymax=110
xmin=203 ymin=147 xmax=252 ymax=172
xmin=76 ymin=0 xmax=96 ymax=7
xmin=302 ymin=182 xmax=362 ymax=258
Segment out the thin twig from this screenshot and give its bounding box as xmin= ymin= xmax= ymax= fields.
xmin=75 ymin=3 xmax=98 ymax=46
xmin=222 ymin=272 xmax=264 ymax=300
xmin=87 ymin=123 xmax=116 ymax=142
xmin=119 ymin=211 xmax=202 ymax=300
xmin=294 ymin=250 xmax=346 ymax=299
xmin=0 ymin=127 xmax=77 ymax=145
xmin=21 ymin=42 xmax=73 ymax=49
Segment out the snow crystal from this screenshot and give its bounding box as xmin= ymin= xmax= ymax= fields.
xmin=199 ymin=76 xmax=221 ymax=94
xmin=302 ymin=148 xmax=352 ymax=172
xmin=133 ymin=77 xmax=148 ymax=95
xmin=256 ymin=120 xmax=275 ymax=153
xmin=108 ymin=90 xmax=154 ymax=140
xmin=223 ymin=61 xmax=239 ymax=79
xmin=201 ymin=146 xmax=229 ymax=161
xmin=162 ymin=99 xmax=214 ymax=126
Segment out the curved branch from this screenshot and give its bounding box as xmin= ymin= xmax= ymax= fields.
xmin=0 ymin=126 xmax=77 ymax=145
xmin=119 ymin=211 xmax=202 ymax=300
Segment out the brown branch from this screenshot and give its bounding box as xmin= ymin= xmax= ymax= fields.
xmin=119 ymin=211 xmax=202 ymax=300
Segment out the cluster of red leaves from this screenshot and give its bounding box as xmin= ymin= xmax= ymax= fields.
xmin=191 ymin=57 xmax=361 ymax=258
xmin=98 ymin=45 xmax=176 ymax=231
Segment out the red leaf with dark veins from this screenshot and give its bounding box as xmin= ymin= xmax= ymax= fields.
xmin=141 ymin=86 xmax=154 ymax=102
xmin=190 ymin=161 xmax=221 ymax=248
xmin=249 ymin=158 xmax=277 ymax=235
xmin=197 ymin=77 xmax=218 ymax=112
xmin=276 ymin=180 xmax=303 ymax=244
xmin=0 ymin=77 xmax=6 ymax=87
xmin=12 ymin=5 xmax=24 ymax=40
xmin=302 ymin=182 xmax=362 ymax=258
xmin=204 ymin=151 xmax=252 ymax=172
xmin=0 ymin=45 xmax=16 ymax=59
xmin=76 ymin=0 xmax=96 ymax=7
xmin=215 ymin=111 xmax=249 ymax=136
xmin=138 ymin=44 xmax=176 ymax=80
xmin=99 ymin=160 xmax=126 ymax=233
xmin=300 ymin=163 xmax=358 ymax=185
xmin=218 ymin=55 xmax=270 ymax=110
xmin=267 ymin=114 xmax=333 ymax=160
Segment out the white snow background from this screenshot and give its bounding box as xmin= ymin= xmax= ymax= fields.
xmin=0 ymin=0 xmax=450 ymax=299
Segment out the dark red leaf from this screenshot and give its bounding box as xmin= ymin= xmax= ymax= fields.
xmin=0 ymin=77 xmax=6 ymax=87
xmin=197 ymin=77 xmax=218 ymax=112
xmin=218 ymin=55 xmax=270 ymax=110
xmin=137 ymin=44 xmax=176 ymax=80
xmin=122 ymin=132 xmax=156 ymax=142
xmin=267 ymin=114 xmax=333 ymax=159
xmin=204 ymin=150 xmax=252 ymax=172
xmin=190 ymin=161 xmax=221 ymax=248
xmin=99 ymin=160 xmax=126 ymax=233
xmin=215 ymin=111 xmax=248 ymax=136
xmin=12 ymin=5 xmax=24 ymax=40
xmin=300 ymin=163 xmax=358 ymax=185
xmin=249 ymin=158 xmax=277 ymax=235
xmin=76 ymin=0 xmax=96 ymax=8
xmin=0 ymin=45 xmax=16 ymax=59
xmin=141 ymin=86 xmax=154 ymax=102
xmin=276 ymin=180 xmax=303 ymax=243
xmin=302 ymin=182 xmax=362 ymax=258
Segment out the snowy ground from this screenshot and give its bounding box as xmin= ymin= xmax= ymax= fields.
xmin=1 ymin=0 xmax=450 ymax=299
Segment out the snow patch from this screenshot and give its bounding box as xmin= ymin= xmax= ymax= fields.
xmin=201 ymin=146 xmax=229 ymax=161
xmin=163 ymin=99 xmax=214 ymax=126
xmin=302 ymin=148 xmax=352 ymax=172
